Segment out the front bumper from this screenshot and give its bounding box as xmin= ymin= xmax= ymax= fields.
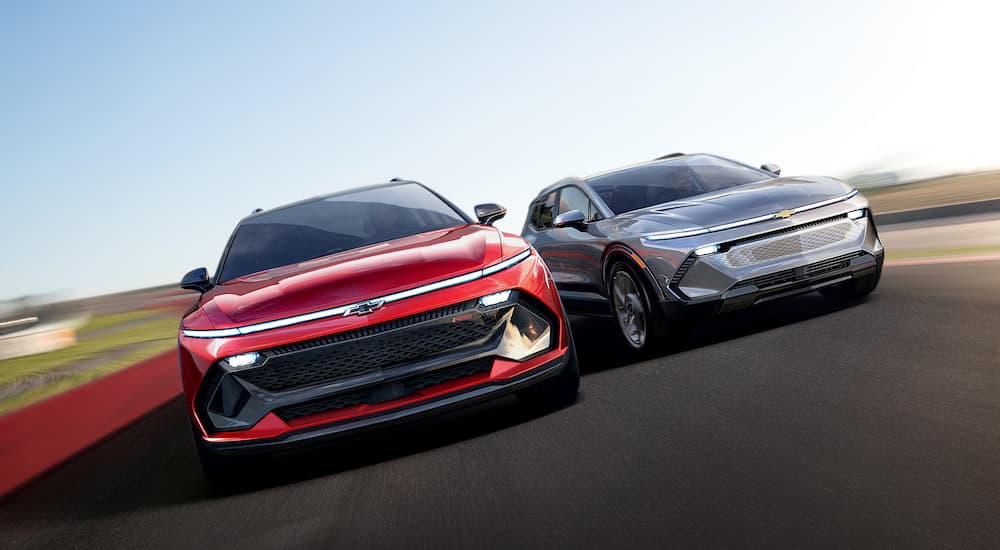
xmin=179 ymin=248 xmax=570 ymax=451
xmin=201 ymin=351 xmax=569 ymax=455
xmin=660 ymin=250 xmax=883 ymax=319
xmin=195 ymin=293 xmax=556 ymax=431
xmin=649 ymin=208 xmax=883 ymax=319
xmin=183 ymin=293 xmax=570 ymax=457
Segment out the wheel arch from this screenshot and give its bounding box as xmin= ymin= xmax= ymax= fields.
xmin=601 ymin=244 xmax=666 ymax=301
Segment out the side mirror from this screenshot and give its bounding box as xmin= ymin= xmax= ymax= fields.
xmin=474 ymin=203 xmax=507 ymax=225
xmin=554 ymin=209 xmax=588 ymax=231
xmin=181 ymin=267 xmax=212 ymax=293
xmin=761 ymin=163 xmax=781 ymax=176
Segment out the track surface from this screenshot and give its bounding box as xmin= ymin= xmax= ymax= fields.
xmin=2 ymin=261 xmax=999 ymax=549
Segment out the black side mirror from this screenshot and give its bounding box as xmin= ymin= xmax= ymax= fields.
xmin=554 ymin=209 xmax=588 ymax=231
xmin=474 ymin=203 xmax=507 ymax=225
xmin=181 ymin=267 xmax=212 ymax=293
xmin=761 ymin=163 xmax=781 ymax=176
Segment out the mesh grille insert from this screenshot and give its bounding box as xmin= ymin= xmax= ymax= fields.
xmin=719 ymin=220 xmax=861 ymax=268
xmin=734 ymin=252 xmax=865 ymax=290
xmin=266 ymin=300 xmax=476 ymax=355
xmin=235 ymin=300 xmax=507 ymax=393
xmin=274 ymin=357 xmax=495 ymax=421
xmin=723 ymin=214 xmax=848 ymax=249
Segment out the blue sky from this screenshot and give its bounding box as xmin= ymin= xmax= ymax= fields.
xmin=2 ymin=0 xmax=998 ymax=300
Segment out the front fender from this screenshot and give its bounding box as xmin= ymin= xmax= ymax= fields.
xmin=601 ymin=243 xmax=667 ymax=301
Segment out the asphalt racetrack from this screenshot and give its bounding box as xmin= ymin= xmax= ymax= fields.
xmin=2 ymin=260 xmax=999 ymax=549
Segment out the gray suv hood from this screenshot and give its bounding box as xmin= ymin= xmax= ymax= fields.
xmin=621 ymin=176 xmax=854 ymax=234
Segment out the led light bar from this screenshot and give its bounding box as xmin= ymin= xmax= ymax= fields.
xmin=181 ymin=249 xmax=533 ymax=338
xmin=644 ymin=228 xmax=709 ymax=241
xmin=182 ymin=327 xmax=240 ymax=338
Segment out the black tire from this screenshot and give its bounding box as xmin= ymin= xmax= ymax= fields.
xmin=608 ymin=261 xmax=672 ymax=354
xmin=517 ymin=322 xmax=580 ymax=410
xmin=820 ymin=260 xmax=882 ymax=301
xmin=191 ymin=424 xmax=241 ymax=488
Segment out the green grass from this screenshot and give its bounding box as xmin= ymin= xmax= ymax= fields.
xmin=885 ymin=245 xmax=1000 ymax=260
xmin=76 ymin=308 xmax=166 ymax=337
xmin=0 ymin=314 xmax=179 ymax=386
xmin=0 ymin=339 xmax=175 ymax=415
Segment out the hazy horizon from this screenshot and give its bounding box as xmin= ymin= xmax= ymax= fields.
xmin=4 ymin=0 xmax=999 ymax=300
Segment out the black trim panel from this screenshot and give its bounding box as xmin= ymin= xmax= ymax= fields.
xmin=202 ymin=353 xmax=569 ymax=455
xmin=659 ymin=252 xmax=882 ymax=319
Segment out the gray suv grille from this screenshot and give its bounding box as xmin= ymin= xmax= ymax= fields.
xmin=719 ymin=218 xmax=862 ymax=268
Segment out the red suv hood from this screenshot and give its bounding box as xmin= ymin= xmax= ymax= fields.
xmin=191 ymin=224 xmax=503 ymax=330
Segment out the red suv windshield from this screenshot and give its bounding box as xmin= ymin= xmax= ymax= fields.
xmin=217 ymin=183 xmax=468 ymax=282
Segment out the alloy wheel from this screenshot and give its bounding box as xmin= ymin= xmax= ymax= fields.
xmin=612 ymin=270 xmax=647 ymax=348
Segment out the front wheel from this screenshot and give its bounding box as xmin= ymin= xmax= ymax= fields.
xmin=517 ymin=321 xmax=580 ymax=410
xmin=609 ymin=262 xmax=671 ymax=354
xmin=191 ymin=424 xmax=244 ymax=488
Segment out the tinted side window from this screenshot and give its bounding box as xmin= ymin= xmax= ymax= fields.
xmin=532 ymin=192 xmax=557 ymax=230
xmin=557 ymin=186 xmax=602 ymax=222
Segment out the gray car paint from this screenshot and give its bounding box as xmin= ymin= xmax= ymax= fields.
xmin=522 ymin=155 xmax=881 ymax=316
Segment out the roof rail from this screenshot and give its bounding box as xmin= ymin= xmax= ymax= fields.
xmin=654 ymin=152 xmax=685 ymax=160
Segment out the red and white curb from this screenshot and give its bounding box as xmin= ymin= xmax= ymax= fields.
xmin=0 ymin=351 xmax=179 ymax=498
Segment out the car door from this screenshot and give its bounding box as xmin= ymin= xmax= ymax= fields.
xmin=523 ymin=185 xmax=610 ymax=315
xmin=522 ymin=189 xmax=558 ymax=265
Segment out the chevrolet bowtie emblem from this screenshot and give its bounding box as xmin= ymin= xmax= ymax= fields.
xmin=774 ymin=209 xmax=796 ymax=219
xmin=344 ymin=299 xmax=385 ymax=317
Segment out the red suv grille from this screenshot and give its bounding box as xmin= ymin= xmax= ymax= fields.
xmin=235 ymin=300 xmax=508 ymax=393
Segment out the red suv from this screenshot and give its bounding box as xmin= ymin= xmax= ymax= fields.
xmin=178 ymin=181 xmax=578 ymax=482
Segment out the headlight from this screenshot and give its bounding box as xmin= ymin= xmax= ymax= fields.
xmin=694 ymin=244 xmax=719 ymax=256
xmin=847 ymin=209 xmax=866 ymax=220
xmin=496 ymin=306 xmax=552 ymax=361
xmin=221 ymin=351 xmax=262 ymax=372
xmin=479 ymin=290 xmax=513 ymax=307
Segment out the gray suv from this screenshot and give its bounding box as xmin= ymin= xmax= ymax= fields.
xmin=522 ymin=153 xmax=884 ymax=353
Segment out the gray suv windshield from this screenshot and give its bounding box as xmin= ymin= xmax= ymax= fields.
xmin=587 ymin=155 xmax=771 ymax=214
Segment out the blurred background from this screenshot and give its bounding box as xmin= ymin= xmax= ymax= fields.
xmin=1 ymin=0 xmax=998 ymax=414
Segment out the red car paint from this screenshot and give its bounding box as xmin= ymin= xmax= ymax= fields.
xmin=179 ymin=224 xmax=569 ymax=446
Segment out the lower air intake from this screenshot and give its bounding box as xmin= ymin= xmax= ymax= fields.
xmin=274 ymin=357 xmax=495 ymax=421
